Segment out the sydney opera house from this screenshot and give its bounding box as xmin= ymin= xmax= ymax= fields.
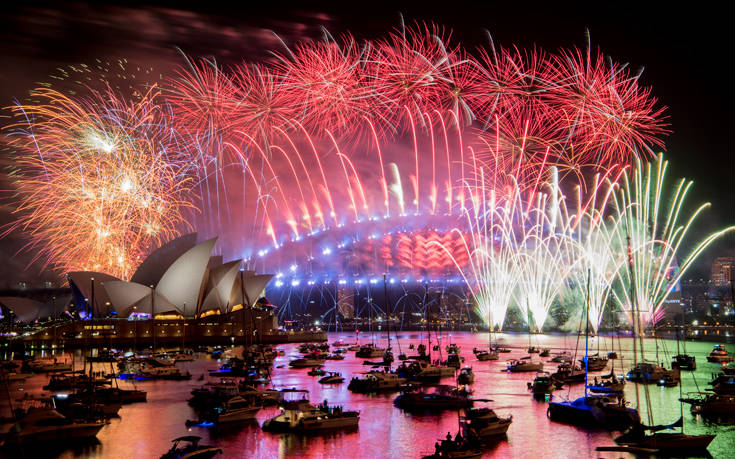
xmin=1 ymin=234 xmax=324 ymax=346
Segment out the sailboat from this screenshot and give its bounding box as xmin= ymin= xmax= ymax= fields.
xmin=548 ymin=270 xmax=640 ymax=429
xmin=612 ymin=236 xmax=715 ymax=452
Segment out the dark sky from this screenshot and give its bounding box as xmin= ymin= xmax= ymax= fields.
xmin=0 ymin=1 xmax=732 ymax=284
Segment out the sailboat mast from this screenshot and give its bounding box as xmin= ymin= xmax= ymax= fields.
xmin=584 ymin=269 xmax=590 ymax=398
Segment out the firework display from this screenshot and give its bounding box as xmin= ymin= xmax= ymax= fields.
xmin=7 ymin=21 xmax=728 ymax=331
xmin=4 ymin=86 xmax=196 ymax=279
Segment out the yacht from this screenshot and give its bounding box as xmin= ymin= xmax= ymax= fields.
xmin=262 ymin=400 xmax=359 ymax=432
xmin=1 ymin=407 xmax=104 ymax=444
xmin=140 ymin=365 xmax=191 ymax=380
xmin=689 ymin=394 xmax=735 ymax=417
xmin=527 ymin=372 xmax=555 ymax=396
xmin=709 ymin=373 xmax=735 ymax=395
xmin=474 ymin=349 xmax=499 ymax=361
xmin=506 ymin=358 xmax=542 ymax=372
xmin=161 ymin=435 xmax=222 ymax=459
xmin=707 ymin=344 xmax=733 ymax=363
xmin=213 ymin=395 xmax=261 ymax=423
xmin=579 ymin=353 xmax=608 ymax=371
xmin=461 ymin=408 xmax=512 ymax=439
xmin=348 ymin=371 xmax=407 ymax=393
xmin=626 ymin=362 xmax=679 ymax=385
xmin=551 ymin=363 xmax=586 ymax=384
xmin=397 ymin=360 xmax=455 ymax=382
xmin=355 ymin=344 xmax=385 ymax=359
xmin=24 ymin=359 xmax=73 ymax=373
xmin=394 ymin=385 xmax=473 ymax=411
xmin=588 ymin=372 xmax=625 ymax=394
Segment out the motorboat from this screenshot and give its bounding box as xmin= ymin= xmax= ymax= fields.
xmin=461 ymin=408 xmax=512 ymax=439
xmin=548 ymin=394 xmax=640 ymax=429
xmin=551 ymin=352 xmax=571 ymax=363
xmin=671 ymin=354 xmax=696 ymax=371
xmin=332 ymin=339 xmax=347 ymax=347
xmin=43 ymin=372 xmax=109 ymax=391
xmin=626 ymin=362 xmax=679 ymax=385
xmin=588 ymin=372 xmax=625 ymax=394
xmin=506 ymin=358 xmax=542 ymax=373
xmin=262 ymin=400 xmax=359 ymax=432
xmin=318 ymin=372 xmax=345 ymax=384
xmin=579 ymin=353 xmax=608 ymax=371
xmin=288 ymin=357 xmax=325 ymax=368
xmin=0 ymin=407 xmax=104 ymax=445
xmin=444 ymin=353 xmax=464 ymax=369
xmin=0 ymin=371 xmax=32 ymax=382
xmin=551 ymin=363 xmax=586 ymax=384
xmin=160 ymin=435 xmax=222 ymax=459
xmin=422 ymin=433 xmax=483 ymax=459
xmin=355 ymin=344 xmax=385 ymax=359
xmin=394 ymin=385 xmax=473 ymax=411
xmin=397 ymin=360 xmax=455 ymax=382
xmin=139 ymin=365 xmax=191 ymax=380
xmin=457 ymin=367 xmax=475 ymax=385
xmin=474 ymin=349 xmax=499 ymax=361
xmin=706 ymin=344 xmax=733 ymax=363
xmin=539 ymin=349 xmax=551 ymax=357
xmin=172 ymin=353 xmax=196 ymax=363
xmin=348 ymin=371 xmax=408 ymax=393
xmin=446 ymin=344 xmax=461 ymax=355
xmin=212 ymin=395 xmax=261 ymax=423
xmin=527 ymin=346 xmax=540 ymax=354
xmin=527 ymin=372 xmax=555 ymax=396
xmin=325 ymin=353 xmax=345 ymax=360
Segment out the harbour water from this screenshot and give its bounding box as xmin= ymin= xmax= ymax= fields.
xmin=2 ymin=332 xmax=734 ymax=458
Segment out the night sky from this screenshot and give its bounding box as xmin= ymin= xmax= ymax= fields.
xmin=1 ymin=1 xmax=732 ymax=284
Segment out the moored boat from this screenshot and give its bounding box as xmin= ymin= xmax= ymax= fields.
xmin=706 ymin=344 xmax=733 ymax=363
xmin=506 ymin=358 xmax=542 ymax=373
xmin=160 ymin=435 xmax=221 ymax=459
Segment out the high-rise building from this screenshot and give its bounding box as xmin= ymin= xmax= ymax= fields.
xmin=711 ymin=257 xmax=735 ymax=286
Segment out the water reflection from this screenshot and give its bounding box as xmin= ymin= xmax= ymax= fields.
xmin=0 ymin=332 xmax=733 ymax=458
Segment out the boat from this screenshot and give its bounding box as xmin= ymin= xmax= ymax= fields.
xmin=0 ymin=407 xmax=105 ymax=445
xmin=355 ymin=344 xmax=385 ymax=359
xmin=550 ymin=363 xmax=586 ymax=384
xmin=671 ymin=354 xmax=696 ymax=371
xmin=709 ymin=373 xmax=735 ymax=395
xmin=446 ymin=344 xmax=461 ymax=355
xmin=527 ymin=372 xmax=555 ymax=396
xmin=506 ymin=358 xmax=542 ymax=373
xmin=397 ymin=360 xmax=455 ymax=382
xmin=687 ymin=393 xmax=735 ymax=417
xmin=140 ymin=365 xmax=191 ymax=380
xmin=527 ymin=346 xmax=540 ymax=354
xmin=160 ymin=436 xmax=222 ymax=459
xmin=706 ymin=344 xmax=733 ymax=363
xmin=325 ymin=353 xmax=345 ymax=360
xmin=461 ymin=408 xmax=512 ymax=439
xmin=172 ymin=353 xmax=196 ymax=363
xmin=262 ymin=400 xmax=359 ymax=432
xmin=588 ymin=372 xmax=625 ymax=394
xmin=494 ymin=346 xmax=511 ymax=353
xmin=474 ymin=349 xmax=499 ymax=361
xmin=43 ymin=372 xmax=109 ymax=391
xmin=308 ymin=367 xmax=327 ymax=377
xmin=579 ymin=353 xmax=608 ymax=371
xmin=212 ymin=395 xmax=261 ymax=423
xmin=23 ymin=359 xmax=73 ymax=373
xmin=422 ymin=433 xmax=483 ymax=459
xmin=614 ymin=419 xmax=714 ymax=453
xmin=626 ymin=362 xmax=679 ymax=385
xmin=457 ymin=367 xmax=475 ymax=385
xmin=348 ymin=371 xmax=408 ymax=393
xmin=318 ymin=372 xmax=345 ymax=384
xmin=551 ymin=352 xmax=571 ymax=363
xmin=444 ymin=353 xmax=464 ymax=369
xmin=539 ymin=349 xmax=551 ymax=357
xmin=332 ymin=339 xmax=347 ymax=347
xmin=394 ymin=385 xmax=473 ymax=411
xmin=288 ymin=357 xmax=325 ymax=368
xmin=548 ymin=394 xmax=639 ymax=429
xmin=548 ymin=270 xmax=639 ymax=430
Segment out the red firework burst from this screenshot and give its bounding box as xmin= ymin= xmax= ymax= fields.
xmin=549 ymin=47 xmax=668 ymax=164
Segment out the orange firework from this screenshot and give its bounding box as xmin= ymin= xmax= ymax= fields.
xmin=5 ymin=85 xmax=197 ymax=279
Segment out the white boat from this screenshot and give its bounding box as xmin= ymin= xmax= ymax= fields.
xmin=461 ymin=408 xmax=513 ymax=438
xmin=262 ymin=400 xmax=359 ymax=432
xmin=2 ymin=407 xmax=104 ymax=444
xmin=214 ymin=396 xmax=261 ymax=422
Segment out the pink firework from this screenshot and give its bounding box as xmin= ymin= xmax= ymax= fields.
xmin=550 ymin=47 xmax=668 ymax=163
xmin=272 ymin=34 xmax=377 ymax=138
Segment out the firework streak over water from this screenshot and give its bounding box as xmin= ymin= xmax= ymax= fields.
xmin=6 ymin=22 xmax=729 ymax=329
